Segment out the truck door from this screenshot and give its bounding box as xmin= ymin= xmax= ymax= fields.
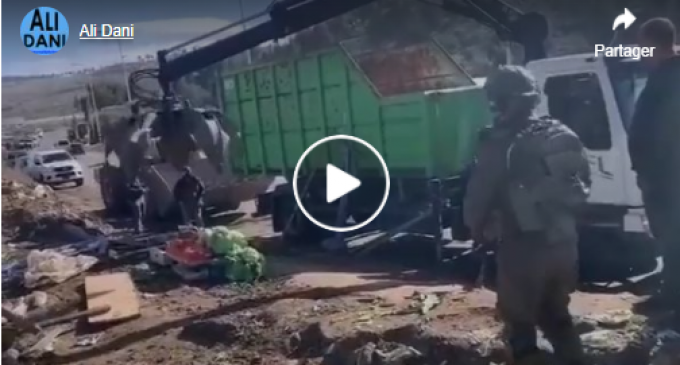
xmin=527 ymin=58 xmax=630 ymax=206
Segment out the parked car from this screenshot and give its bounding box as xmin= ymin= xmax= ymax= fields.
xmin=3 ymin=150 xmax=27 ymax=169
xmin=55 ymin=139 xmax=70 ymax=148
xmin=24 ymin=149 xmax=85 ymax=187
xmin=69 ymin=142 xmax=85 ymax=155
xmin=18 ymin=138 xmax=38 ymax=149
xmin=13 ymin=141 xmax=35 ymax=151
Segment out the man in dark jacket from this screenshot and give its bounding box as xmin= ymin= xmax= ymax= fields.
xmin=465 ymin=66 xmax=590 ymax=365
xmin=628 ymin=18 xmax=680 ymax=310
xmin=173 ymin=166 xmax=205 ymax=226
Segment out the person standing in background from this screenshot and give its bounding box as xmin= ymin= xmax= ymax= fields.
xmin=173 ymin=166 xmax=206 ymax=227
xmin=628 ymin=17 xmax=680 ymax=312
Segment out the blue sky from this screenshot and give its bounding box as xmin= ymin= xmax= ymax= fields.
xmin=2 ymin=0 xmax=269 ymax=75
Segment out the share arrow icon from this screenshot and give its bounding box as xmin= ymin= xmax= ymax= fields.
xmin=612 ymin=8 xmax=636 ymax=30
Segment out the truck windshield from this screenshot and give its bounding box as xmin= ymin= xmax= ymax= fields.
xmin=608 ymin=58 xmax=647 ymax=131
xmin=42 ymin=152 xmax=72 ymax=164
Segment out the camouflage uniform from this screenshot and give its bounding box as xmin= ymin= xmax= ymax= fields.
xmin=464 ymin=66 xmax=591 ymax=365
xmin=173 ymin=166 xmax=205 ymax=227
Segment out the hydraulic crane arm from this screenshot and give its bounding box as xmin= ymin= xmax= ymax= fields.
xmin=156 ymin=0 xmax=548 ymax=92
xmin=157 ymin=0 xmax=376 ymax=91
xmin=427 ymin=0 xmax=548 ymax=61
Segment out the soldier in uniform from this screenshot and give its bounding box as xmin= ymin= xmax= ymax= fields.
xmin=173 ymin=166 xmax=206 ymax=227
xmin=127 ymin=177 xmax=147 ymax=234
xmin=464 ymin=66 xmax=591 ymax=365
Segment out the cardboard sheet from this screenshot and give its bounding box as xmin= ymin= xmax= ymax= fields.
xmin=84 ymin=273 xmax=140 ymax=323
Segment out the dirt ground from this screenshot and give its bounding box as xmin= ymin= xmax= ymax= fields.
xmin=1 ymin=168 xmax=655 ymax=365
xmin=26 ymin=253 xmax=640 ymax=365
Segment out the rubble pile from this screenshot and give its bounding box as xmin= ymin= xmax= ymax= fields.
xmin=288 ymin=312 xmax=680 ymax=365
xmin=1 ymin=176 xmax=103 ymax=241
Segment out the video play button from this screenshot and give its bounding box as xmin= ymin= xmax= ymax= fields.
xmin=326 ymin=164 xmax=361 ymax=203
xmin=293 ymin=135 xmax=390 ymax=233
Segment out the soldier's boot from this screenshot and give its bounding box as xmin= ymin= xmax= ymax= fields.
xmin=538 ymin=261 xmax=586 ymax=365
xmin=179 ymin=204 xmax=191 ymax=226
xmin=504 ymin=324 xmax=543 ymax=365
xmin=513 ymin=352 xmax=550 ymax=365
xmin=661 ymin=243 xmax=680 ymax=313
xmin=543 ymin=327 xmax=586 ymax=365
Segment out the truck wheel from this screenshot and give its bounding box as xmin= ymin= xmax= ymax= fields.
xmin=272 ymin=185 xmax=331 ymax=245
xmin=578 ymin=228 xmax=658 ymax=283
xmin=98 ymin=166 xmax=127 ymax=215
xmin=75 ymin=178 xmax=84 ymax=187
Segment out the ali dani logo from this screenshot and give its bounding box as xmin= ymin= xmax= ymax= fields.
xmin=20 ymin=7 xmax=69 ymax=55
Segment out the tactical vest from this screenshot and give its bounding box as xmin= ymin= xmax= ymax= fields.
xmin=505 ymin=117 xmax=590 ymax=239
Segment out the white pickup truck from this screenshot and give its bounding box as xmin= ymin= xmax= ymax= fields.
xmin=24 ymin=149 xmax=85 ymax=187
xmin=470 ymin=52 xmax=656 ymax=280
xmin=512 ymin=53 xmax=655 ymax=280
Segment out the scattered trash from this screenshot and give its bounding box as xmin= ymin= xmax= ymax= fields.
xmin=650 ymin=329 xmax=680 ymax=365
xmin=2 ymin=348 xmax=20 ymax=365
xmin=407 ymin=292 xmax=441 ymax=315
xmin=85 ymin=273 xmax=140 ymax=324
xmin=2 ymin=177 xmax=106 ymax=242
xmin=2 ymin=291 xmax=49 ymax=324
xmin=24 ymin=249 xmax=98 ymax=288
xmin=165 ymin=233 xmax=212 ymax=266
xmin=156 ymin=226 xmax=265 ymax=284
xmin=26 ymin=291 xmax=49 ymax=309
xmin=31 ymin=184 xmax=52 ymax=198
xmin=130 ymin=262 xmax=155 ymax=280
xmin=2 ymin=260 xmax=27 ymax=287
xmin=75 ymin=333 xmax=103 ymax=347
xmin=586 ymin=309 xmax=634 ymax=329
xmin=6 ymin=298 xmax=28 ymax=318
xmin=580 ymin=329 xmax=631 ymax=353
xmin=25 ymin=325 xmax=70 ymax=356
xmin=351 ymin=341 xmax=424 ymax=365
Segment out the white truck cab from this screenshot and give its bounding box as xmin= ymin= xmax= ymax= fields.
xmin=25 ymin=149 xmax=85 ymax=187
xmin=526 ymin=54 xmax=656 ymax=278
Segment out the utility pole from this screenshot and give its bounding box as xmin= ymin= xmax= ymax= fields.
xmin=117 ymin=40 xmax=133 ymax=102
xmin=238 ymin=0 xmax=252 ymax=64
xmin=86 ymin=70 xmax=102 ymax=143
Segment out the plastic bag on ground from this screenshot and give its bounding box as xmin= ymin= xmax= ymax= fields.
xmin=24 ymin=249 xmax=98 ymax=288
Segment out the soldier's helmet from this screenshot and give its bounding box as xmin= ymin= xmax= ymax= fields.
xmin=483 ymin=65 xmax=540 ymax=108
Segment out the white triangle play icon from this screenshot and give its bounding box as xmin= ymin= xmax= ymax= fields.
xmin=326 ymin=164 xmax=361 ymax=203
